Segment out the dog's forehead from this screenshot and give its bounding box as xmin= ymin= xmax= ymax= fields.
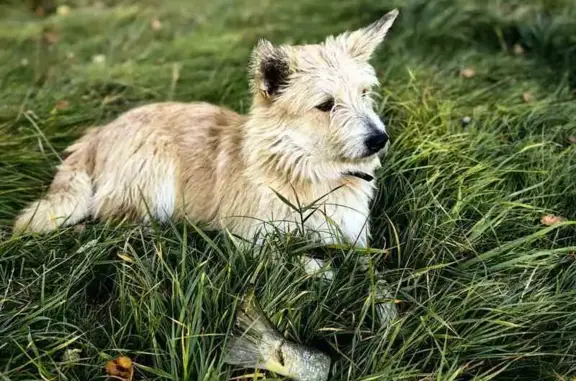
xmin=292 ymin=44 xmax=378 ymax=91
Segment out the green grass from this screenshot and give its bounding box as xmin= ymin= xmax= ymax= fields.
xmin=1 ymin=0 xmax=576 ymax=380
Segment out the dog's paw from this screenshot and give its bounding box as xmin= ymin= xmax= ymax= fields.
xmin=373 ymin=279 xmax=398 ymax=327
xmin=299 ymin=255 xmax=334 ymax=281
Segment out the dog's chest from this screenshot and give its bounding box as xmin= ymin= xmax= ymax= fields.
xmin=259 ymin=178 xmax=375 ymax=245
xmin=320 ymin=179 xmax=375 ymax=243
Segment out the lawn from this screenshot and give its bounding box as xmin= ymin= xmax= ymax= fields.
xmin=1 ymin=0 xmax=576 ymax=380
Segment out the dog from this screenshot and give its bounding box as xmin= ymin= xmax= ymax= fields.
xmin=15 ymin=9 xmax=399 ymax=323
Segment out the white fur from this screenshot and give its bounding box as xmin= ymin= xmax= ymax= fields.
xmin=154 ymin=163 xmax=176 ymax=221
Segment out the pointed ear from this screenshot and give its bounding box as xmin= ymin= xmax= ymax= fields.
xmin=341 ymin=9 xmax=399 ymax=61
xmin=250 ymin=39 xmax=291 ymax=99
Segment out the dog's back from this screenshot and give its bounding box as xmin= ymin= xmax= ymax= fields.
xmin=14 ymin=102 xmax=246 ymax=233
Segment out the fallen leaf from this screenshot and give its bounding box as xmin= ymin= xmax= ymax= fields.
xmin=460 ymin=67 xmax=476 ymax=78
xmin=92 ymin=54 xmax=106 ymax=64
xmin=522 ymin=92 xmax=532 ymax=103
xmin=541 ymin=214 xmax=565 ymax=226
xmin=151 ymin=18 xmax=162 ymax=31
xmin=103 ymin=94 xmax=123 ymax=105
xmin=57 ymin=5 xmax=71 ymax=16
xmin=32 ymin=0 xmax=56 ymax=16
xmin=105 ymin=356 xmax=134 ymax=381
xmin=43 ymin=30 xmax=59 ymax=45
xmin=512 ymin=43 xmax=524 ymax=55
xmin=568 ymin=136 xmax=576 ymax=144
xmin=55 ymin=100 xmax=70 ymax=110
xmin=117 ymin=253 xmax=134 ymax=263
xmin=62 ymin=348 xmax=82 ymax=363
xmin=73 ymin=224 xmax=86 ymax=233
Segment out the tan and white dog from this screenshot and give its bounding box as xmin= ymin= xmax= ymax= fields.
xmin=15 ymin=10 xmax=398 ymax=241
xmin=15 ymin=10 xmax=399 ymax=322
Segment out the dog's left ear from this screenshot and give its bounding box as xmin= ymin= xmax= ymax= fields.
xmin=341 ymin=9 xmax=399 ymax=61
xmin=250 ymin=39 xmax=291 ymax=99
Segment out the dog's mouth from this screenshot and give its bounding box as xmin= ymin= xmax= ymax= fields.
xmin=342 ymin=171 xmax=374 ymax=182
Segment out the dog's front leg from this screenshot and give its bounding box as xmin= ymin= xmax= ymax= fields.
xmin=298 ymin=252 xmax=397 ymax=328
xmin=297 ymin=233 xmax=397 ymax=328
xmin=340 ymin=220 xmax=398 ymax=327
xmin=356 ymin=255 xmax=398 ymax=328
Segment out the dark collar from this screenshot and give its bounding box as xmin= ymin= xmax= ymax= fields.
xmin=343 ymin=171 xmax=374 ymax=182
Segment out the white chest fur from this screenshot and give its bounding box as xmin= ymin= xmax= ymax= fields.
xmin=249 ymin=177 xmax=375 ymax=247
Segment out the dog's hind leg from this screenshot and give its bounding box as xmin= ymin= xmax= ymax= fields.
xmin=14 ymin=136 xmax=95 ymax=234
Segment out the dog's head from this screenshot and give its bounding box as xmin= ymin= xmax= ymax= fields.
xmin=249 ymin=10 xmax=398 ymax=167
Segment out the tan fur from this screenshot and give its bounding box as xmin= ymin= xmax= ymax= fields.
xmin=14 ymin=10 xmax=399 ymax=248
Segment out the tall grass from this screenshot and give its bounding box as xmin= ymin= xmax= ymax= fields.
xmin=1 ymin=0 xmax=575 ymax=380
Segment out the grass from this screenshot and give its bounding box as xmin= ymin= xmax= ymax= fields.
xmin=1 ymin=0 xmax=576 ymax=380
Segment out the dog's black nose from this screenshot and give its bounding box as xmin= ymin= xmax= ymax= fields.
xmin=364 ymin=132 xmax=389 ymax=154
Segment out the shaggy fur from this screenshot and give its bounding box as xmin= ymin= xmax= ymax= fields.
xmin=14 ymin=10 xmax=399 ymax=249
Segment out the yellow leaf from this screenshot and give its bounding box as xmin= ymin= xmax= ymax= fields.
xmin=460 ymin=67 xmax=476 ymax=78
xmin=151 ymin=19 xmax=162 ymax=31
xmin=57 ymin=5 xmax=71 ymax=16
xmin=117 ymin=253 xmax=134 ymax=263
xmin=541 ymin=214 xmax=564 ymax=226
xmin=105 ymin=356 xmax=134 ymax=381
xmin=512 ymin=43 xmax=524 ymax=55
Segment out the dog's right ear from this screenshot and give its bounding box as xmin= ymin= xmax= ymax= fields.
xmin=339 ymin=9 xmax=399 ymax=61
xmin=250 ymin=39 xmax=291 ymax=99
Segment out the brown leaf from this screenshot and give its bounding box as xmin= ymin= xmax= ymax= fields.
xmin=460 ymin=67 xmax=476 ymax=78
xmin=32 ymin=0 xmax=56 ymax=16
xmin=73 ymin=224 xmax=86 ymax=233
xmin=151 ymin=18 xmax=162 ymax=31
xmin=522 ymin=92 xmax=532 ymax=103
xmin=55 ymin=100 xmax=70 ymax=110
xmin=105 ymin=356 xmax=134 ymax=381
xmin=541 ymin=214 xmax=565 ymax=226
xmin=43 ymin=30 xmax=59 ymax=45
xmin=568 ymin=136 xmax=576 ymax=144
xmin=512 ymin=43 xmax=524 ymax=55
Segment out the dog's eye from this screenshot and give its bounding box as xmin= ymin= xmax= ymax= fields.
xmin=316 ymin=98 xmax=334 ymax=112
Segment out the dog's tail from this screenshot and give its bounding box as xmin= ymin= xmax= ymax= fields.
xmin=14 ymin=129 xmax=97 ymax=234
